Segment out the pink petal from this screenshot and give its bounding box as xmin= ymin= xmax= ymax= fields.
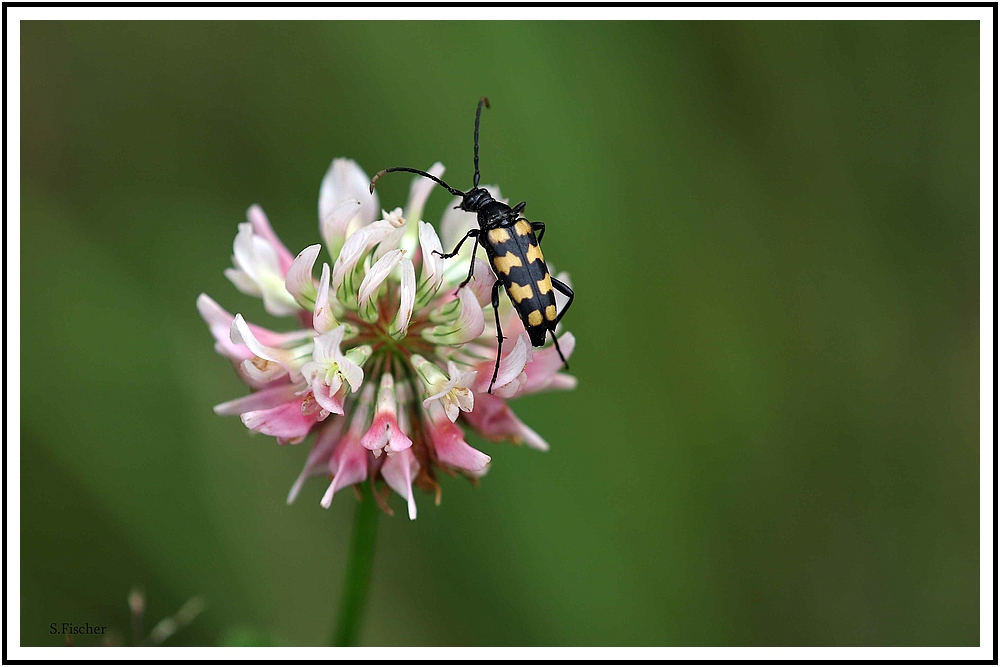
xmin=321 ymin=435 xmax=369 ymax=508
xmin=213 ymin=383 xmax=302 ymax=416
xmin=518 ymin=332 xmax=576 ymax=396
xmin=473 ymin=334 xmax=530 ymax=394
xmin=546 ymin=373 xmax=578 ymax=392
xmin=241 ymin=400 xmax=318 ymax=443
xmin=197 ymin=294 xmax=252 ymax=360
xmin=464 ymin=391 xmax=550 ymax=451
xmin=287 ymin=417 xmax=345 ymax=504
xmin=465 ymin=259 xmax=497 ymax=307
xmin=426 ymin=413 xmax=491 ymax=472
xmin=312 ymin=378 xmax=347 ymax=415
xmin=381 ymin=448 xmax=419 ymax=520
xmin=360 ymin=413 xmax=413 ymax=454
xmin=202 ymin=296 xmax=309 ymax=362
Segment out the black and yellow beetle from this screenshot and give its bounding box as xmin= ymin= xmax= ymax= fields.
xmin=370 ymin=97 xmax=574 ymax=393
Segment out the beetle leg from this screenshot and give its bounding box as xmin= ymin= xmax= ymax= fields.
xmin=514 ymin=218 xmax=545 ymax=244
xmin=488 ymin=279 xmax=505 ymax=394
xmin=551 ymin=332 xmax=568 ymax=370
xmin=511 ymin=201 xmax=526 ymax=215
xmin=434 ymin=228 xmax=479 ymax=259
xmin=435 ymin=229 xmax=482 ymax=292
xmin=456 ymin=236 xmax=481 ymax=290
xmin=531 ymin=221 xmax=545 ymax=245
xmin=548 ymin=277 xmax=572 ymax=369
xmin=550 ymin=276 xmax=574 ymax=326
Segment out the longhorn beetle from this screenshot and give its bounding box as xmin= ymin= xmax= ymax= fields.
xmin=370 ymin=97 xmax=574 ymax=394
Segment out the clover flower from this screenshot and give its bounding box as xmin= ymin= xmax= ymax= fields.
xmin=199 ymin=158 xmax=576 ymax=519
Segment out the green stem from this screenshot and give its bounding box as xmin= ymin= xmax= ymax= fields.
xmin=331 ymin=487 xmax=380 ymax=646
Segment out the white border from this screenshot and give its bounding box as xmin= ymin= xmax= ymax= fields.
xmin=5 ymin=5 xmax=995 ymax=663
xmin=978 ymin=11 xmax=996 ymax=665
xmin=6 ymin=6 xmax=23 ymax=661
xmin=0 ymin=6 xmax=993 ymax=20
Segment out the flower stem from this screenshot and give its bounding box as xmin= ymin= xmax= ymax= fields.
xmin=331 ymin=486 xmax=380 ymax=646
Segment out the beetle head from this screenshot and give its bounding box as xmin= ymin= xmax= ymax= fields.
xmin=459 ymin=188 xmax=493 ymax=212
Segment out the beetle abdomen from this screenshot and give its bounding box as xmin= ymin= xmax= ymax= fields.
xmin=484 ymin=220 xmax=557 ymax=347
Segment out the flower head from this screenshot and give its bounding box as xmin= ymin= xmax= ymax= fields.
xmin=199 ymin=158 xmax=576 ymax=519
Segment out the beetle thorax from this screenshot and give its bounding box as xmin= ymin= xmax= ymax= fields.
xmin=477 ymin=200 xmax=513 ymax=229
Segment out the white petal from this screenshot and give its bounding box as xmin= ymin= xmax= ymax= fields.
xmin=321 ymin=199 xmax=362 ymax=252
xmin=231 ymin=223 xmax=300 ymax=316
xmin=285 ymin=244 xmax=322 ymax=307
xmin=422 ymin=383 xmax=455 ymax=407
xmin=391 ymin=258 xmax=417 ymax=339
xmin=312 ymin=325 xmax=347 ymax=364
xmin=374 ymin=209 xmax=407 ymax=261
xmin=447 ymin=361 xmax=479 ymax=389
xmin=231 ymin=223 xmax=259 ymax=279
xmin=492 ymin=372 xmax=526 ymax=398
xmin=286 ymin=474 xmax=308 ymax=506
xmin=224 ymin=267 xmax=262 ymax=297
xmin=454 ymin=288 xmax=488 ymax=342
xmin=248 ymin=233 xmax=283 ymax=281
xmin=517 ymin=422 xmax=550 ymax=452
xmin=330 ymin=220 xmax=395 ymax=290
xmin=417 ymin=221 xmax=444 ymax=292
xmin=247 ymin=204 xmax=294 ymax=274
xmin=358 ymin=249 xmax=405 ymax=303
xmin=319 ymin=158 xmax=379 ymax=245
xmin=313 ymin=262 xmax=338 ymax=333
xmin=382 ymin=207 xmax=406 ymax=229
xmin=553 ymin=270 xmax=573 ymax=312
xmin=231 ymin=314 xmax=287 ymax=365
xmin=339 ymin=351 xmax=365 ymax=393
xmin=454 ymin=387 xmax=475 ymax=413
xmin=330 ymin=226 xmax=372 ymax=289
xmin=240 ymin=357 xmax=287 ymax=384
xmin=421 ymin=287 xmax=486 ymax=345
xmin=493 ymin=334 xmax=531 ymax=390
xmin=548 ymin=373 xmax=578 ymax=391
xmin=261 ymin=288 xmax=302 ymax=318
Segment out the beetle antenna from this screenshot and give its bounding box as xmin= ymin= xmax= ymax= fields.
xmin=370 ymin=167 xmax=465 ymax=197
xmin=473 ymin=96 xmax=490 ymax=188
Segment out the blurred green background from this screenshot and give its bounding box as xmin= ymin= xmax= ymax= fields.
xmin=20 ymin=21 xmax=980 ymax=646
